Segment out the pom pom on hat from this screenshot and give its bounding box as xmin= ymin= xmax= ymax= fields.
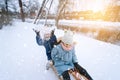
xmin=62 ymin=30 xmax=74 ymax=45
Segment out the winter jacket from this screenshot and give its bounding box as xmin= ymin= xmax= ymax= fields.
xmin=36 ymin=34 xmax=57 ymax=60
xmin=51 ymin=44 xmax=78 ymax=75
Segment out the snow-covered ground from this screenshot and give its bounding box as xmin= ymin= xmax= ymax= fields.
xmin=0 ymin=19 xmax=120 ymax=80
xmin=59 ymin=20 xmax=120 ymax=28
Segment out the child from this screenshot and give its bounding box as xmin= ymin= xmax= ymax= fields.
xmin=33 ymin=28 xmax=57 ymax=69
xmin=51 ymin=30 xmax=93 ymax=80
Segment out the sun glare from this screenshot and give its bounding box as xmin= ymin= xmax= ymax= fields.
xmin=75 ymin=0 xmax=106 ymax=12
xmin=91 ymin=0 xmax=105 ymax=12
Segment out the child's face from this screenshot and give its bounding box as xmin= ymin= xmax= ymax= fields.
xmin=44 ymin=33 xmax=50 ymax=40
xmin=61 ymin=42 xmax=73 ymax=51
xmin=62 ymin=42 xmax=72 ymax=48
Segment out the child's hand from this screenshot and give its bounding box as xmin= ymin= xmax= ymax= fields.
xmin=33 ymin=28 xmax=40 ymax=36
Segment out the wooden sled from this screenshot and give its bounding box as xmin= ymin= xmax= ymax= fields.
xmin=50 ymin=64 xmax=88 ymax=80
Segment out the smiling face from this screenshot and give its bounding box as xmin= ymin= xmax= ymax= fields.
xmin=44 ymin=33 xmax=51 ymax=40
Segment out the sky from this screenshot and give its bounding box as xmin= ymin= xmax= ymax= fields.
xmin=69 ymin=0 xmax=106 ymax=12
xmin=0 ymin=0 xmax=119 ymax=14
xmin=37 ymin=0 xmax=120 ymax=13
xmin=69 ymin=0 xmax=120 ymax=12
xmin=0 ymin=19 xmax=120 ymax=80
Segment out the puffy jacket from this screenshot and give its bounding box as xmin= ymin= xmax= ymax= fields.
xmin=51 ymin=44 xmax=78 ymax=75
xmin=36 ymin=34 xmax=57 ymax=60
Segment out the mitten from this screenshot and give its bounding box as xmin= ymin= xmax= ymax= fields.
xmin=33 ymin=28 xmax=40 ymax=36
xmin=36 ymin=31 xmax=40 ymax=36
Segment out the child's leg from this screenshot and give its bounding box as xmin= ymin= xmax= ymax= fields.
xmin=74 ymin=63 xmax=93 ymax=80
xmin=46 ymin=52 xmax=52 ymax=60
xmin=46 ymin=53 xmax=52 ymax=70
xmin=62 ymin=70 xmax=71 ymax=80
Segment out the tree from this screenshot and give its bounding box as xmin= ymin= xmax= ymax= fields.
xmin=5 ymin=0 xmax=8 ymax=14
xmin=33 ymin=0 xmax=47 ymax=24
xmin=0 ymin=0 xmax=13 ymax=29
xmin=18 ymin=0 xmax=25 ymax=22
xmin=55 ymin=0 xmax=67 ymax=27
xmin=22 ymin=0 xmax=40 ymax=18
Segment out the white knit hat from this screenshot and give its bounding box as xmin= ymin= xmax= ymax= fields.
xmin=62 ymin=30 xmax=74 ymax=45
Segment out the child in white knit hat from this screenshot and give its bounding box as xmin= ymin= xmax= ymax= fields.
xmin=62 ymin=30 xmax=73 ymax=45
xmin=51 ymin=30 xmax=93 ymax=80
xmin=61 ymin=30 xmax=74 ymax=51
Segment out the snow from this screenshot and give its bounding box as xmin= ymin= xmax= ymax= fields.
xmin=0 ymin=19 xmax=120 ymax=80
xmin=59 ymin=20 xmax=120 ymax=29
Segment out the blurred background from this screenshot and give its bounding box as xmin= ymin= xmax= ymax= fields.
xmin=0 ymin=0 xmax=120 ymax=45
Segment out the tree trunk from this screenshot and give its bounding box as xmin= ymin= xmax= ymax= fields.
xmin=33 ymin=0 xmax=47 ymax=24
xmin=5 ymin=0 xmax=8 ymax=14
xmin=18 ymin=0 xmax=25 ymax=22
xmin=44 ymin=0 xmax=54 ymax=26
xmin=55 ymin=0 xmax=67 ymax=27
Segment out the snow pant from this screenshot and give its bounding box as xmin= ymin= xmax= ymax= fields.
xmin=46 ymin=52 xmax=52 ymax=60
xmin=74 ymin=63 xmax=93 ymax=80
xmin=61 ymin=63 xmax=93 ymax=80
xmin=62 ymin=70 xmax=70 ymax=80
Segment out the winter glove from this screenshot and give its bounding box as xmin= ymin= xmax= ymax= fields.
xmin=74 ymin=62 xmax=93 ymax=80
xmin=36 ymin=31 xmax=40 ymax=36
xmin=51 ymin=29 xmax=55 ymax=36
xmin=33 ymin=28 xmax=40 ymax=36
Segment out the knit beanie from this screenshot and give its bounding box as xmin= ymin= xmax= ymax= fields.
xmin=62 ymin=30 xmax=74 ymax=45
